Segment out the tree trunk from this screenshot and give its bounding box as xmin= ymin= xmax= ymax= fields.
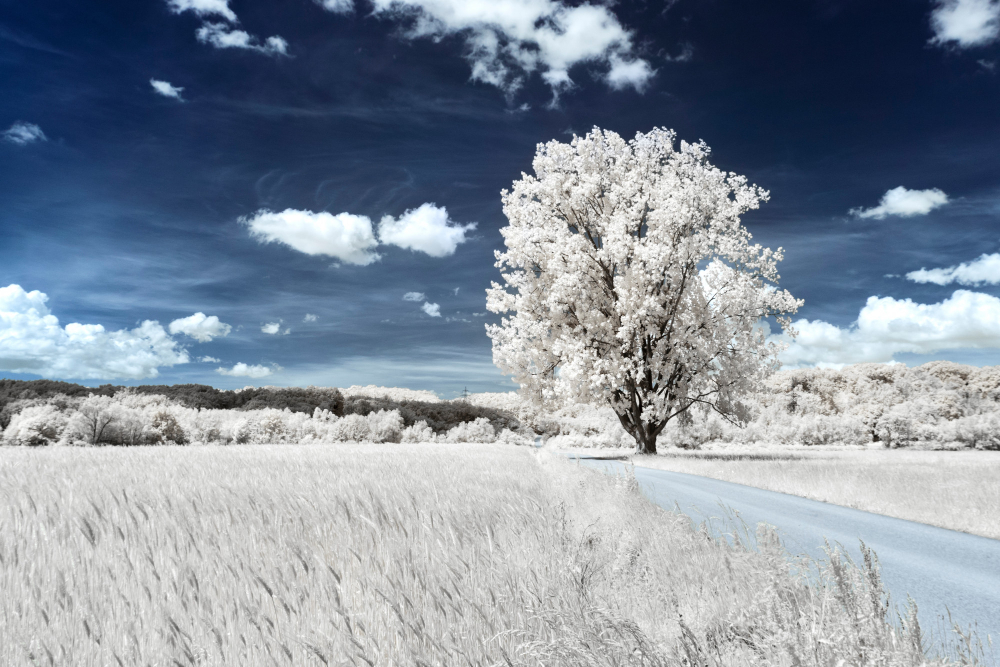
xmin=633 ymin=423 xmax=658 ymax=455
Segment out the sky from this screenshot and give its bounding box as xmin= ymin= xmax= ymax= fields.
xmin=2 ymin=0 xmax=1000 ymax=396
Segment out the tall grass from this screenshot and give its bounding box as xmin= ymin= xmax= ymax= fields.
xmin=0 ymin=443 xmax=981 ymax=665
xmin=637 ymin=448 xmax=1000 ymax=539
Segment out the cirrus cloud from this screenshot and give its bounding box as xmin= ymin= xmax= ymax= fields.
xmin=0 ymin=284 xmax=188 ymax=380
xmin=850 ymin=186 xmax=949 ymax=219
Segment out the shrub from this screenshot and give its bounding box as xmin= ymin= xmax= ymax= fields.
xmin=445 ymin=417 xmax=496 ymax=443
xmin=331 ymin=414 xmax=371 ymax=442
xmin=2 ymin=404 xmax=70 ymax=446
xmin=401 ymin=420 xmax=436 ymax=443
xmin=149 ymin=411 xmax=189 ymax=445
xmin=367 ymin=409 xmax=403 ymax=443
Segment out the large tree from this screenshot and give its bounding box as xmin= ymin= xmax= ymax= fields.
xmin=486 ymin=127 xmax=802 ymax=454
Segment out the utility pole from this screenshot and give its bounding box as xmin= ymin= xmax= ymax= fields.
xmin=461 ymin=387 xmax=469 ymax=402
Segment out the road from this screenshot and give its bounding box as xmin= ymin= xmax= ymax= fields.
xmin=574 ymin=457 xmax=1000 ymax=651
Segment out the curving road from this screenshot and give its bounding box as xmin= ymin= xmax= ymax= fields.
xmin=574 ymin=457 xmax=1000 ymax=651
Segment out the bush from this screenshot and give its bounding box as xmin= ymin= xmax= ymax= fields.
xmin=367 ymin=409 xmax=404 ymax=443
xmin=2 ymin=404 xmax=70 ymax=446
xmin=401 ymin=420 xmax=435 ymax=443
xmin=331 ymin=414 xmax=371 ymax=442
xmin=445 ymin=417 xmax=496 ymax=444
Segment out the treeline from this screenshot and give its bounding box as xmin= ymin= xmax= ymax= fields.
xmin=470 ymin=361 xmax=1000 ymax=450
xmin=0 ymin=380 xmax=524 ymax=447
xmin=5 ymin=360 xmax=1000 ymax=449
xmin=0 ymin=380 xmax=345 ymax=429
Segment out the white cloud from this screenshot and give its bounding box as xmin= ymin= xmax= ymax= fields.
xmin=421 ymin=302 xmax=441 ymax=317
xmin=930 ymin=0 xmax=1000 ymax=47
xmin=242 ymin=209 xmax=380 ymax=265
xmin=196 ymin=23 xmax=289 ymax=55
xmin=606 ymin=55 xmax=655 ymax=91
xmin=303 ymin=313 xmax=318 ymax=322
xmin=850 ymin=186 xmax=949 ymax=219
xmin=379 ymin=203 xmax=476 ymax=257
xmin=348 ymin=0 xmax=654 ymax=96
xmin=216 ymin=362 xmax=279 ymax=378
xmin=906 ymin=252 xmax=1000 ymax=286
xmin=199 ymin=356 xmax=221 ymax=363
xmin=3 ymin=122 xmax=46 ymax=146
xmin=261 ymin=322 xmax=281 ymax=334
xmin=167 ymin=0 xmax=237 ymax=21
xmin=168 ymin=312 xmax=231 ymax=342
xmin=317 ymin=0 xmax=354 ymax=12
xmin=775 ymin=290 xmax=1000 ymax=367
xmin=0 ymin=284 xmax=188 ymax=380
xmin=150 ymin=79 xmax=184 ymax=100
xmin=403 ymin=292 xmax=426 ymax=301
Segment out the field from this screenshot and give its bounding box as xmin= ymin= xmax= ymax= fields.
xmin=0 ymin=443 xmax=982 ymax=666
xmin=622 ymin=447 xmax=1000 ymax=540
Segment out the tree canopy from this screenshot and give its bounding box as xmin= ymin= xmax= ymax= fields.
xmin=486 ymin=127 xmax=802 ymax=453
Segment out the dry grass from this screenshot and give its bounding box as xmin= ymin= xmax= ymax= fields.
xmin=633 ymin=448 xmax=1000 ymax=540
xmin=0 ymin=443 xmax=984 ymax=666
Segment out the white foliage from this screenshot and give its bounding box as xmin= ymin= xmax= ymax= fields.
xmin=445 ymin=417 xmax=497 ymax=443
xmin=3 ymin=404 xmax=70 ymax=446
xmin=366 ymin=409 xmax=404 ymax=443
xmin=487 ymin=127 xmax=800 ymax=452
xmin=341 ymin=385 xmax=441 ymax=403
xmin=401 ymin=420 xmax=436 ymax=443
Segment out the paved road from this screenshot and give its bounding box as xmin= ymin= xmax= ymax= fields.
xmin=574 ymin=457 xmax=1000 ymax=650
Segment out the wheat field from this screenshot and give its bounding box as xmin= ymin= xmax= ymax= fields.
xmin=0 ymin=443 xmax=984 ymax=666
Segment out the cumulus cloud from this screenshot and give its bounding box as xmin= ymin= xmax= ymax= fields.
xmin=261 ymin=322 xmax=281 ymax=334
xmin=168 ymin=312 xmax=231 ymax=342
xmin=3 ymin=122 xmax=46 ymax=146
xmin=775 ymin=290 xmax=1000 ymax=367
xmin=242 ymin=209 xmax=380 ymax=265
xmin=403 ymin=292 xmax=426 ymax=301
xmin=303 ymin=313 xmax=318 ymax=322
xmin=379 ymin=203 xmax=476 ymax=257
xmin=167 ymin=0 xmax=237 ymax=21
xmin=906 ymin=252 xmax=1000 ymax=286
xmin=421 ymin=302 xmax=441 ymax=317
xmin=930 ymin=0 xmax=1000 ymax=47
xmin=0 ymin=284 xmax=188 ymax=380
xmin=319 ymin=0 xmax=654 ymax=96
xmin=216 ymin=362 xmax=279 ymax=378
xmin=850 ymin=186 xmax=949 ymax=219
xmin=606 ymin=55 xmax=655 ymax=91
xmin=150 ymin=79 xmax=184 ymax=100
xmin=196 ymin=23 xmax=289 ymax=55
xmin=199 ymin=356 xmax=221 ymax=363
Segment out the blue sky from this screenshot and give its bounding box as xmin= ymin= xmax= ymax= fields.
xmin=2 ymin=0 xmax=1000 ymax=396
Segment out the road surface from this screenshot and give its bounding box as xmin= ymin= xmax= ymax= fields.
xmin=574 ymin=457 xmax=1000 ymax=652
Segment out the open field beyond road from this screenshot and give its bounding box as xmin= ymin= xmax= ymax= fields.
xmin=0 ymin=443 xmax=981 ymax=666
xmin=618 ymin=448 xmax=1000 ymax=540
